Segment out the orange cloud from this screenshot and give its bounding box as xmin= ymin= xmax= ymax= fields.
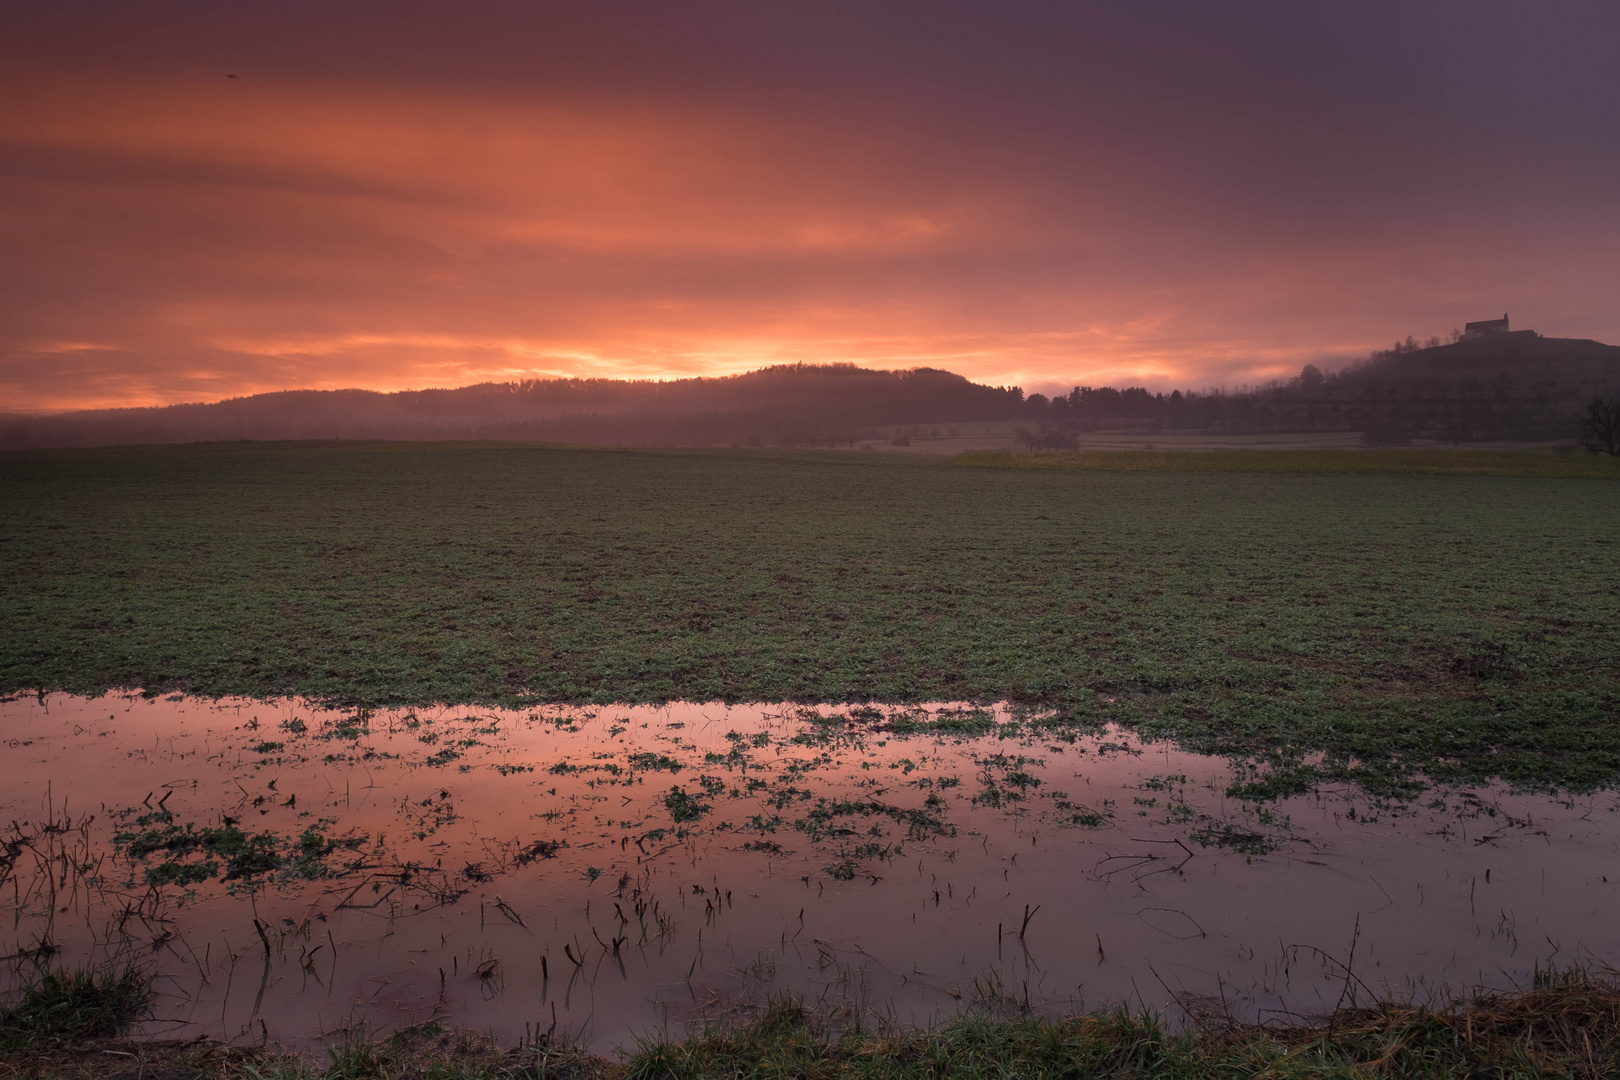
xmin=2 ymin=44 xmax=1616 ymax=413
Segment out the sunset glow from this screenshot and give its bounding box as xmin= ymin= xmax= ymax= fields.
xmin=4 ymin=2 xmax=1618 ymax=411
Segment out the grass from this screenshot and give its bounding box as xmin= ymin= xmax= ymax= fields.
xmin=110 ymin=808 xmax=367 ymax=886
xmin=616 ymin=978 xmax=1620 ymax=1080
xmin=953 ymin=446 xmax=1620 ymax=477
xmin=2 ymin=441 xmax=1618 ymax=795
xmin=0 ymin=967 xmax=150 ymax=1052
xmin=5 ymin=967 xmax=1620 ymax=1078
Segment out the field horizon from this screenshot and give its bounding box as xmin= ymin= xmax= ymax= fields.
xmin=8 ymin=328 xmax=1618 ymax=453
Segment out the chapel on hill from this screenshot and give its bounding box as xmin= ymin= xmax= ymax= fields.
xmin=1464 ymin=313 xmax=1511 ymax=339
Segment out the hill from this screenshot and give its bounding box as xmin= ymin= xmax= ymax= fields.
xmin=0 ymin=364 xmax=1024 ymax=450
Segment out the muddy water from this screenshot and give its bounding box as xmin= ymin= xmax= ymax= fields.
xmin=1 ymin=694 xmax=1617 ymax=1053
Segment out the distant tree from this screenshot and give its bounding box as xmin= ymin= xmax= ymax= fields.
xmin=1578 ymin=396 xmax=1620 ymax=456
xmin=1439 ymin=419 xmax=1467 ymax=446
xmin=1045 ymin=429 xmax=1078 ymax=450
xmin=1448 ymin=327 xmax=1464 ymax=344
xmin=1298 ymin=364 xmax=1325 ymax=389
xmin=1015 ymin=426 xmax=1078 ymax=451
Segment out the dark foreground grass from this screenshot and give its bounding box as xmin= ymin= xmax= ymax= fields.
xmin=2 ymin=441 xmax=1619 ymax=795
xmin=5 ymin=968 xmax=1620 ymax=1079
xmin=0 ymin=967 xmax=150 ymax=1052
xmin=618 ymin=979 xmax=1620 ymax=1080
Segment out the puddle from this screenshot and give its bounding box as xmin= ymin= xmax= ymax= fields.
xmin=2 ymin=694 xmax=1617 ymax=1052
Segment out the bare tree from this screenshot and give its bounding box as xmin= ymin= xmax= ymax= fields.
xmin=1579 ymin=396 xmax=1620 ymax=456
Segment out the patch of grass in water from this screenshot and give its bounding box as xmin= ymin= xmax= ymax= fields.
xmin=902 ymin=804 xmax=949 ymax=841
xmin=1188 ymin=819 xmax=1280 ymax=856
xmin=663 ymin=787 xmax=710 ymax=823
xmin=821 ymin=858 xmax=859 ymax=881
xmin=742 ymin=813 xmax=782 ymax=834
xmin=886 ymin=709 xmax=1012 ymax=739
xmin=288 ymin=828 xmax=362 ymax=879
xmin=628 ymin=752 xmax=683 ymax=772
xmin=1225 ymin=766 xmax=1318 ymax=802
xmin=143 ymin=858 xmax=218 ymax=886
xmin=0 ymin=966 xmax=151 ymax=1050
xmin=113 ymin=814 xmax=366 ymax=884
xmin=320 ymin=721 xmax=369 ymax=741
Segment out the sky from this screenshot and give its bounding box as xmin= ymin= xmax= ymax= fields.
xmin=3 ymin=1 xmax=1618 ymax=412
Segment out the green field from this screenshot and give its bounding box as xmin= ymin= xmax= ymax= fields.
xmin=2 ymin=441 xmax=1617 ymax=794
xmin=953 ymin=446 xmax=1620 ymax=478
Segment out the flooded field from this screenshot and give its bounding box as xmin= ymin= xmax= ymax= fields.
xmin=2 ymin=694 xmax=1617 ymax=1054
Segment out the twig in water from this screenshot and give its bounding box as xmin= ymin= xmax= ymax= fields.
xmin=494 ymin=895 xmax=527 ymax=927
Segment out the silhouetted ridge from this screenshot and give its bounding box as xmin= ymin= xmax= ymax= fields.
xmin=0 ymin=363 xmax=1024 ymax=450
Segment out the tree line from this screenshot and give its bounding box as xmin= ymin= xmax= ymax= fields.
xmin=1015 ymin=333 xmax=1620 ymax=445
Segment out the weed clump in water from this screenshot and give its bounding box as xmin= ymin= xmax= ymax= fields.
xmin=663 ymin=787 xmax=710 ymax=823
xmin=629 ymin=752 xmax=683 ymax=773
xmin=822 ymin=858 xmax=858 ymax=881
xmin=144 ymin=858 xmax=218 ymax=886
xmin=113 ymin=811 xmax=367 ymax=886
xmin=0 ymin=967 xmax=151 ymax=1050
xmin=1187 ymin=820 xmax=1278 ymax=856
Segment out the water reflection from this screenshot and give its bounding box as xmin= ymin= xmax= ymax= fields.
xmin=1 ymin=693 xmax=1615 ymax=1051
